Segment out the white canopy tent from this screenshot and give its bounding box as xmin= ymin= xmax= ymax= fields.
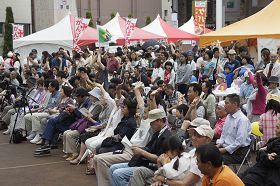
xmin=179 ymin=16 xmax=212 ymax=36
xmin=179 ymin=16 xmax=197 ymax=35
xmin=13 ymin=15 xmax=74 ymax=57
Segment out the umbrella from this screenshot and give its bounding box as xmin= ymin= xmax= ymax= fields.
xmin=141 ymin=40 xmax=160 ymax=50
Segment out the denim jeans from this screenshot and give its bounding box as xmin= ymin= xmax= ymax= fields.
xmin=110 ymin=163 xmax=138 ymax=186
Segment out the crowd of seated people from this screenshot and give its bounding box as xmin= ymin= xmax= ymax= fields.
xmin=1 ymin=43 xmax=280 ymax=185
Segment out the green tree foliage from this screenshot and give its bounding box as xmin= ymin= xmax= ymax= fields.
xmin=86 ymin=11 xmax=95 ymax=28
xmin=128 ymin=14 xmax=133 ymax=18
xmin=3 ymin=7 xmax=14 ymax=56
xmin=145 ymin=16 xmax=151 ymax=26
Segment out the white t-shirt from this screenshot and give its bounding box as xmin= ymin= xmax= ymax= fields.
xmin=13 ymin=61 xmax=21 ymax=74
xmin=155 ymin=149 xmax=203 ymax=186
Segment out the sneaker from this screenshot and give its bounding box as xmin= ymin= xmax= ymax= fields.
xmin=2 ymin=128 xmax=10 ymax=135
xmin=35 ymin=145 xmax=51 ymax=152
xmin=26 ymin=132 xmax=36 ymax=140
xmin=36 ymin=139 xmax=43 ymax=145
xmin=30 ymin=134 xmax=41 ymax=144
xmin=34 ymin=150 xmax=51 ymax=157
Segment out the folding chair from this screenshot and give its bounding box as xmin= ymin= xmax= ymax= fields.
xmin=230 ymin=134 xmax=256 ymax=174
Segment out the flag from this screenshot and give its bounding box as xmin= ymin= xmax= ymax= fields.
xmin=12 ymin=24 xmax=24 ymax=40
xmin=125 ymin=18 xmax=137 ymax=46
xmin=74 ymin=17 xmax=90 ymax=42
xmin=73 ymin=17 xmax=90 ymax=51
xmin=97 ymin=26 xmax=112 ymax=44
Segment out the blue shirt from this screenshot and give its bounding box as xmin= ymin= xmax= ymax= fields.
xmin=239 ymin=82 xmax=254 ymax=102
xmin=43 ymin=90 xmax=61 ymax=111
xmin=223 ymin=71 xmax=234 ymax=88
xmin=216 ymin=110 xmax=251 ymax=154
xmin=203 ymin=61 xmax=215 ymax=80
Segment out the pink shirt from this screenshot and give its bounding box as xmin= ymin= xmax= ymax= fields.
xmin=214 ymin=117 xmax=226 ymax=139
xmin=250 ymin=73 xmax=267 ymax=115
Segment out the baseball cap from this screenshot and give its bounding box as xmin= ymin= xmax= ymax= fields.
xmin=190 ymin=118 xmax=210 ymax=127
xmin=217 ymin=73 xmax=225 ymax=79
xmin=145 ymin=109 xmax=166 ymax=123
xmin=188 ymin=125 xmax=214 ymax=139
xmin=228 ymin=49 xmax=236 ymax=55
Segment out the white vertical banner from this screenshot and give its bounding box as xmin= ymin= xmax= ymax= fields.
xmin=12 ymin=24 xmax=24 ymax=40
xmin=125 ymin=18 xmax=137 ymax=46
xmin=73 ymin=17 xmax=90 ymax=51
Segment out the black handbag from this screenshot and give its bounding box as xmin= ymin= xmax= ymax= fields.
xmin=101 ymin=137 xmax=118 ymax=148
xmin=12 ymin=129 xmax=25 ymax=144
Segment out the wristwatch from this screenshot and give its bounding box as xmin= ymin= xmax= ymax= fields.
xmin=164 ymin=177 xmax=168 ymax=184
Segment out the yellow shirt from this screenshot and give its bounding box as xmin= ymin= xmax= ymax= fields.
xmin=201 ymin=165 xmax=244 ymax=186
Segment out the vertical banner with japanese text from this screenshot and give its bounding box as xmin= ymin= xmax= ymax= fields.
xmin=12 ymin=24 xmax=24 ymax=40
xmin=73 ymin=17 xmax=90 ymax=52
xmin=125 ymin=18 xmax=137 ymax=46
xmin=194 ymin=0 xmax=207 ymax=35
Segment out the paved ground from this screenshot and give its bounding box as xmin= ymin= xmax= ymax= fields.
xmin=0 ymin=134 xmax=97 ymax=186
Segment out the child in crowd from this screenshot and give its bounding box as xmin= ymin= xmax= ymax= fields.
xmin=223 ymin=64 xmax=235 ymax=88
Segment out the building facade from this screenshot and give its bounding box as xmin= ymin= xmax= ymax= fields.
xmin=176 ymin=0 xmax=273 ymax=28
xmin=0 ymin=0 xmax=32 ymax=55
xmin=76 ymin=0 xmax=166 ymax=27
xmin=33 ymin=0 xmax=78 ymax=32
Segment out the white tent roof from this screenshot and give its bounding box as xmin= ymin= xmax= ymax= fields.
xmin=102 ymin=12 xmax=124 ymax=39
xmin=179 ymin=16 xmax=196 ymax=35
xmin=142 ymin=15 xmax=167 ymax=37
xmin=13 ymin=15 xmax=74 ymax=50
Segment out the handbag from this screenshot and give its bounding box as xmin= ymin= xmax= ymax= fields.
xmin=101 ymin=137 xmax=118 ymax=148
xmin=12 ymin=129 xmax=26 ymax=144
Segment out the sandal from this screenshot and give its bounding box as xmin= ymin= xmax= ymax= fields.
xmin=66 ymin=153 xmax=78 ymax=161
xmin=70 ymin=158 xmax=84 ymax=165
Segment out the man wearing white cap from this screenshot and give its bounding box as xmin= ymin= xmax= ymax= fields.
xmin=224 ymin=49 xmax=241 ymax=71
xmin=147 ymin=125 xmax=214 ymax=186
xmin=110 ymin=108 xmax=171 ymax=186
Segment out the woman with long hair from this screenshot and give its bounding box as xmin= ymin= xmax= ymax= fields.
xmin=202 ymin=50 xmax=215 ymax=85
xmin=201 ymin=81 xmax=217 ymax=127
xmin=259 ymin=95 xmax=280 ymax=146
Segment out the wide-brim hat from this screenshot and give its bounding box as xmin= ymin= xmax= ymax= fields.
xmin=188 ymin=125 xmax=214 ymax=139
xmin=268 ymin=76 xmax=279 ymax=84
xmin=145 ymin=109 xmax=166 ymax=123
xmin=190 ymin=118 xmax=210 ymax=127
